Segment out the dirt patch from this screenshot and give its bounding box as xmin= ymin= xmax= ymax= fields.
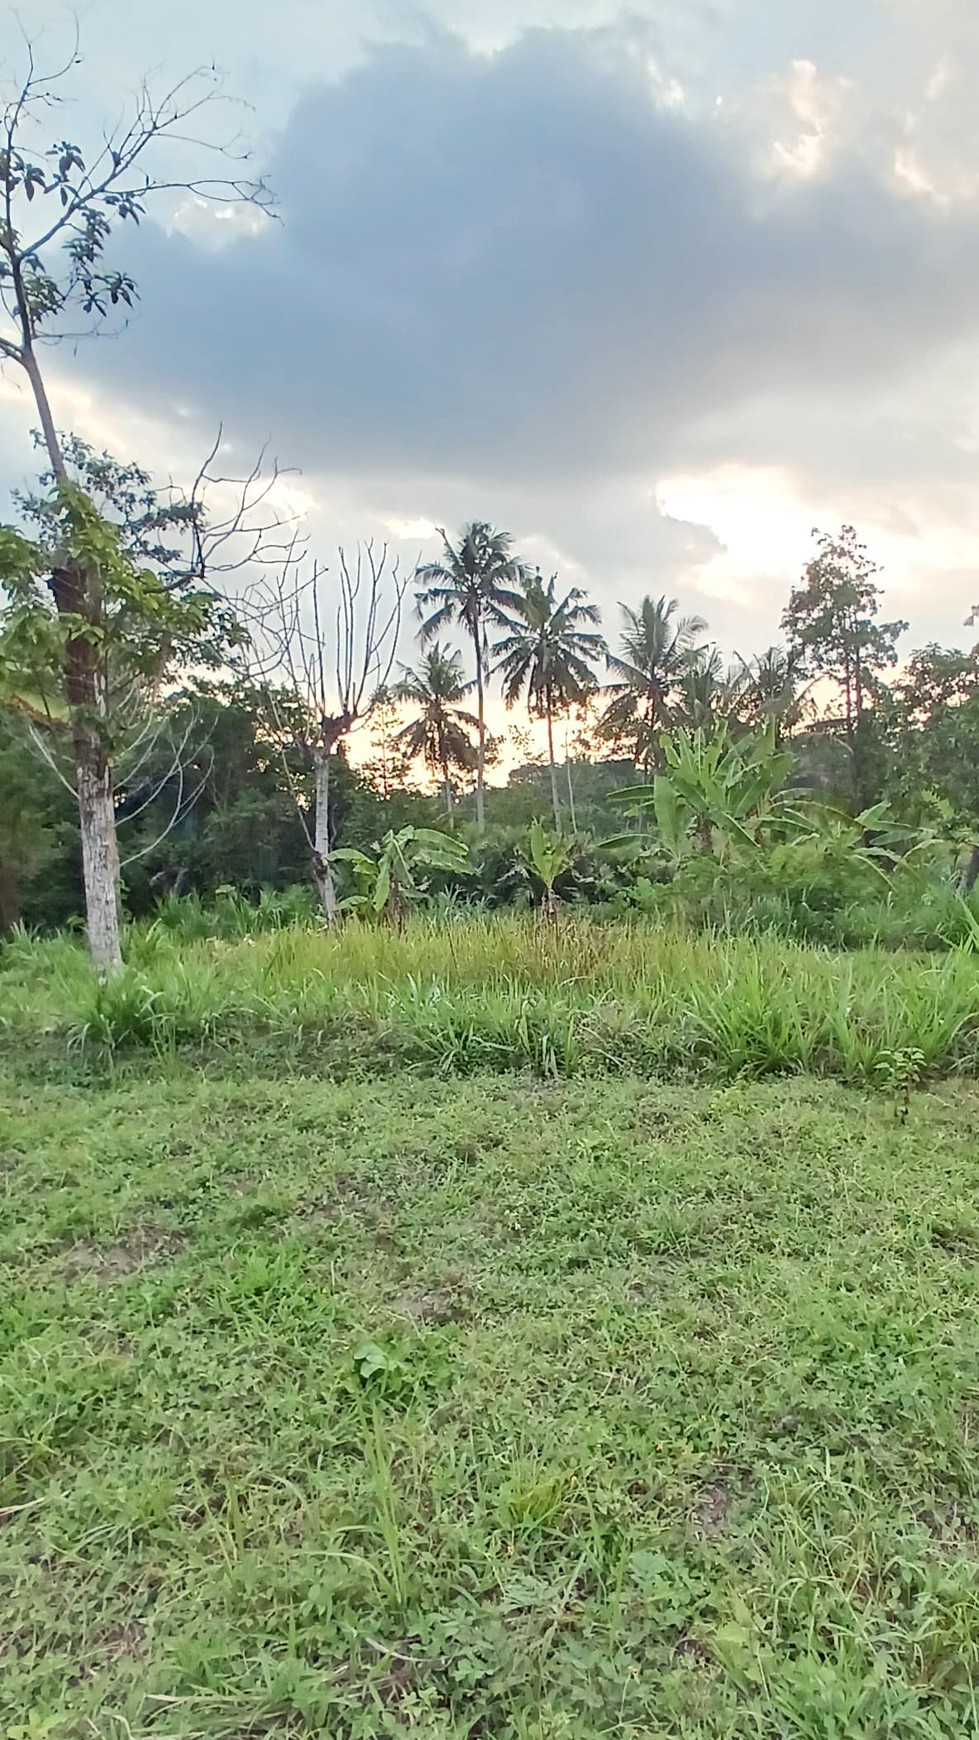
xmin=97 ymin=1620 xmax=146 ymax=1663
xmin=921 ymin=1505 xmax=979 ymax=1556
xmin=690 ymin=1481 xmax=735 ymax=1540
xmin=60 ymin=1230 xmax=186 ymax=1284
xmin=392 ymin=1289 xmax=464 ymax=1327
xmin=672 ymin=1633 xmax=712 ymax=1668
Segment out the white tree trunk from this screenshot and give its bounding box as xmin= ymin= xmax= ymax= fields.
xmin=77 ymin=754 xmax=123 ymax=976
xmin=313 ymin=752 xmax=339 ymax=922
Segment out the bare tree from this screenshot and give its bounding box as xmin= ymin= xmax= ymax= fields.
xmin=0 ymin=33 xmax=270 ymax=973
xmin=246 ymin=544 xmax=407 ymax=919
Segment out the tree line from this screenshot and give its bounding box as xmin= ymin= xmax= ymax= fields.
xmin=1 ymin=35 xmax=977 ymax=965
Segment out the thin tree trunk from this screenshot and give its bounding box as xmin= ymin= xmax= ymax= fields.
xmin=545 ymin=704 xmax=560 ymax=830
xmin=441 ymin=751 xmax=453 ymax=821
xmin=565 ymin=743 xmax=577 ymax=834
xmin=843 ymin=645 xmax=855 ymax=762
xmin=474 ymin=633 xmax=486 ymax=830
xmin=312 ymin=750 xmax=339 ymax=921
xmin=0 ymin=857 xmax=21 ymax=935
xmin=853 ymin=650 xmax=867 ymax=810
xmin=76 ymin=745 xmax=123 ymax=975
xmin=20 ymin=344 xmax=69 ymax=482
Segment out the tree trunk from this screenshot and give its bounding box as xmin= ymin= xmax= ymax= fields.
xmin=0 ymin=857 xmax=21 ymax=935
xmin=565 ymin=749 xmax=577 ymax=834
xmin=474 ymin=634 xmax=486 ymax=830
xmin=19 ymin=343 xmax=126 ymax=972
xmin=962 ymin=844 xmax=979 ymax=895
xmin=545 ymin=704 xmax=560 ymax=830
xmin=312 ymin=751 xmax=339 ymax=921
xmin=20 ymin=344 xmax=69 ymax=482
xmin=76 ymin=744 xmax=123 ymax=975
xmin=18 ymin=344 xmax=127 ymax=972
xmin=852 ymin=651 xmax=868 ymax=810
xmin=441 ymin=752 xmax=454 ymax=821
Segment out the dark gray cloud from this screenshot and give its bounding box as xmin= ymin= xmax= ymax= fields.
xmin=81 ymin=21 xmax=979 ymax=492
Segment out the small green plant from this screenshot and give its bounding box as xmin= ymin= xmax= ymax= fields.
xmin=873 ymin=1046 xmax=926 ymax=1120
xmin=334 ymin=827 xmax=471 ymax=924
xmin=519 ymin=819 xmax=574 ymax=920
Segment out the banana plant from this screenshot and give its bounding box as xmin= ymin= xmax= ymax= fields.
xmin=333 ymin=826 xmax=470 ymax=924
xmin=605 ymin=723 xmax=799 ymax=863
xmin=519 ymin=818 xmax=575 ymax=920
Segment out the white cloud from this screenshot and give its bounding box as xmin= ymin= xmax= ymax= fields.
xmin=767 ymin=59 xmax=854 ymax=180
xmin=7 ymin=0 xmax=979 ymax=669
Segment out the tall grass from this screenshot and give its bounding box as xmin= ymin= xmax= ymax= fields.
xmin=4 ymin=913 xmax=979 ymax=1083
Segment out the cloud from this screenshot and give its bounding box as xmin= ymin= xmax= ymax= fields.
xmin=10 ymin=3 xmax=979 ymax=660
xmin=71 ymin=19 xmax=979 ymax=503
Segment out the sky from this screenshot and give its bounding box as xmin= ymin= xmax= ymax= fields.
xmin=3 ymin=0 xmax=979 ymax=693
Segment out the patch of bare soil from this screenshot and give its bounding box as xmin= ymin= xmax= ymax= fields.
xmin=59 ymin=1229 xmax=186 ymax=1283
xmin=690 ymin=1481 xmax=736 ymax=1540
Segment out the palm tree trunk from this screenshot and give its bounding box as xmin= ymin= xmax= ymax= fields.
xmin=441 ymin=751 xmax=453 ymax=821
xmin=565 ymin=743 xmax=577 ymax=834
xmin=474 ymin=631 xmax=486 ymax=830
xmin=545 ymin=704 xmax=560 ymax=830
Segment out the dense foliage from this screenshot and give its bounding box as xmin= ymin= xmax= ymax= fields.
xmin=4 ymin=519 xmax=979 ymax=951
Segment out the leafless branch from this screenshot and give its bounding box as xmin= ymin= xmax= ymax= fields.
xmin=24 ymin=717 xmax=76 ymax=793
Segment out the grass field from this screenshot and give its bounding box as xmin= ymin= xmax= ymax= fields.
xmin=5 ymin=1030 xmax=979 ymax=1737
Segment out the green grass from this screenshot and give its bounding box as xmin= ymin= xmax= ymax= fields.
xmin=3 ymin=915 xmax=979 ymax=1083
xmin=5 ymin=1058 xmax=979 ymax=1736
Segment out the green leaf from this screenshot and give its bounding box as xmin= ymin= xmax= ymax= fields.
xmin=372 ymin=856 xmax=392 ymax=915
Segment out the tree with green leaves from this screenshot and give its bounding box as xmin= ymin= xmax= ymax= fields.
xmin=393 ymin=644 xmax=480 ymax=818
xmin=879 ymin=644 xmax=979 ymax=832
xmin=782 ymin=527 xmax=906 ymax=810
xmin=493 ymin=572 xmax=605 ymax=828
xmin=0 ymin=444 xmax=246 ymax=969
xmin=0 ymin=710 xmax=72 ymax=932
xmin=0 ymin=41 xmax=268 ymax=970
xmin=600 ymin=595 xmax=708 ymax=773
xmin=415 ymin=523 xmax=527 ymax=828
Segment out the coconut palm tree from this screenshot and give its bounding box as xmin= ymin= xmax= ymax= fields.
xmin=676 ymin=644 xmax=739 ymax=732
xmin=393 ymin=643 xmax=480 ymax=817
xmin=493 ymin=572 xmax=605 ymax=827
xmin=732 ymin=645 xmax=807 ymax=741
xmin=599 ymin=595 xmax=708 ymax=772
xmin=415 ymin=523 xmax=527 ymax=827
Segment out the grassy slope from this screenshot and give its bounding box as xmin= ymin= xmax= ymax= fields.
xmin=4 ymin=1062 xmax=979 ymax=1737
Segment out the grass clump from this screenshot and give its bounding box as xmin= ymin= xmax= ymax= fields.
xmin=4 ymin=1065 xmax=979 ymax=1735
xmin=4 ymin=914 xmax=979 ymax=1085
